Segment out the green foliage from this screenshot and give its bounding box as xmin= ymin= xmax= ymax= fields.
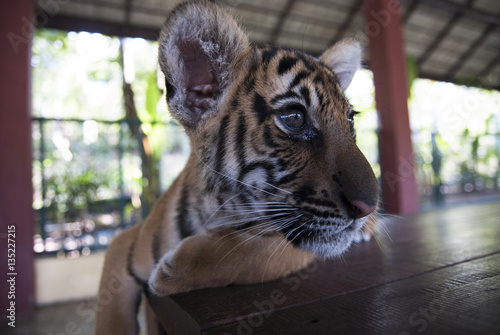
xmin=145 ymin=73 xmax=161 ymax=123
xmin=406 ymin=56 xmax=418 ymax=99
xmin=31 ymin=29 xmax=191 ymax=254
xmin=410 ymin=80 xmax=500 ymax=204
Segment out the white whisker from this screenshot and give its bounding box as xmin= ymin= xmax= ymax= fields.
xmin=208 ymin=212 xmax=293 ymax=229
xmin=214 ymin=226 xmax=278 ymax=267
xmin=214 ymin=212 xmax=304 ymax=266
xmin=212 ymin=202 xmax=294 ymax=210
xmin=214 ymin=207 xmax=297 ymax=217
xmin=378 ymin=213 xmax=405 ymax=220
xmin=260 ymin=180 xmax=292 ymax=195
xmin=261 ymin=235 xmax=291 ymax=282
xmin=205 ymin=192 xmax=243 ymax=223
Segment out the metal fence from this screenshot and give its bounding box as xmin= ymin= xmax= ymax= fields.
xmin=32 ymin=117 xmax=189 ymax=257
xmin=414 ymin=130 xmax=500 ymax=208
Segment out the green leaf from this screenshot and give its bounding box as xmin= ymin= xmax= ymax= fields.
xmin=145 ymin=73 xmax=161 ymax=123
xmin=406 ymin=56 xmax=418 ymax=99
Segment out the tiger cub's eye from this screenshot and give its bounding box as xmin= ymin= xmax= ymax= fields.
xmin=280 ymin=107 xmax=306 ymax=130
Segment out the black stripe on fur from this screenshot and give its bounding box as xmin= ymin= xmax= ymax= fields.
xmin=127 ymin=242 xmax=148 ymax=287
xmin=253 ymin=93 xmax=271 ymax=124
xmin=175 ymin=185 xmax=193 ymax=239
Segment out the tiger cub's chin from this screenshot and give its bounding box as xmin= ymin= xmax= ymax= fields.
xmin=287 ymin=217 xmax=372 ymax=258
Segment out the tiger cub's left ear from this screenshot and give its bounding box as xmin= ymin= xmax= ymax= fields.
xmin=158 ymin=0 xmax=250 ymax=129
xmin=320 ymin=38 xmax=362 ymax=91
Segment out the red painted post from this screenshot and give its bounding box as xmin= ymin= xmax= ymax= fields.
xmin=0 ymin=0 xmax=35 ymax=317
xmin=363 ymin=0 xmax=419 ymax=214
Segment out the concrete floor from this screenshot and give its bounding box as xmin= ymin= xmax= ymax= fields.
xmin=0 ymin=299 xmax=97 ymax=335
xmin=0 ymin=298 xmax=151 ymax=335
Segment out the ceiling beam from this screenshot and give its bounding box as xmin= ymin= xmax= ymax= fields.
xmin=40 ymin=11 xmax=332 ymax=48
xmin=417 ymin=71 xmax=456 ymax=84
xmin=478 ymin=53 xmax=500 ymax=89
xmin=39 ymin=13 xmax=160 ymax=40
xmin=124 ymin=0 xmax=132 ymax=25
xmin=51 ymin=0 xmax=167 ymax=17
xmin=246 ymin=21 xmax=330 ymax=46
xmin=403 ymin=0 xmax=420 ymax=23
xmin=222 ymin=1 xmax=339 ymax=30
xmin=479 ymin=53 xmax=500 ymax=77
xmin=418 ymin=0 xmax=500 ymax=26
xmin=419 ymin=68 xmax=499 ymax=91
xmin=329 ymin=0 xmax=362 ymax=44
xmin=445 ymin=23 xmax=497 ymax=80
xmin=290 ymin=0 xmax=350 ymax=11
xmin=417 ymin=0 xmax=474 ymax=67
xmin=269 ymin=0 xmax=296 ymax=46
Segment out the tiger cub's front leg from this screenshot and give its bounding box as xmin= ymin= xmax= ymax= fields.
xmin=149 ymin=228 xmax=316 ymax=296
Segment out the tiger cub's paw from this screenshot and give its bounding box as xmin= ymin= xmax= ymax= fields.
xmin=148 ymin=249 xmax=185 ymax=296
xmin=148 ymin=233 xmax=229 ymax=296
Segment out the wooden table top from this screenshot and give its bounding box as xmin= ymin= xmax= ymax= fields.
xmin=148 ymin=201 xmax=500 ymax=335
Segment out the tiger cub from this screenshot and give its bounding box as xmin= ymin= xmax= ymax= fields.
xmin=96 ymin=0 xmax=379 ymax=334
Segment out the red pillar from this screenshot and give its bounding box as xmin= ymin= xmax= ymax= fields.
xmin=0 ymin=0 xmax=35 ymax=317
xmin=364 ymin=0 xmax=419 ymax=214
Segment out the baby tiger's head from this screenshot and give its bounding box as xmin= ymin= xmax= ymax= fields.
xmin=159 ymin=0 xmax=379 ymax=258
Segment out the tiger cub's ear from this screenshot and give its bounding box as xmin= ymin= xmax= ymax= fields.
xmin=158 ymin=0 xmax=250 ymax=129
xmin=320 ymin=38 xmax=362 ymax=91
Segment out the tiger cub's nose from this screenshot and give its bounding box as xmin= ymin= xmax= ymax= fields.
xmin=349 ymin=199 xmax=377 ymax=219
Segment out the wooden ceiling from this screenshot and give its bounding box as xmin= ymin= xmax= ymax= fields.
xmin=37 ymin=0 xmax=500 ymax=89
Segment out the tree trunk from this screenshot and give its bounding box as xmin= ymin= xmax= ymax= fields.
xmin=119 ymin=39 xmax=160 ymax=216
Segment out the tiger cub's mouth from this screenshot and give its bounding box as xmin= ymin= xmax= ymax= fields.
xmin=223 ymin=204 xmax=365 ymax=258
xmin=278 ymin=213 xmax=366 ymax=258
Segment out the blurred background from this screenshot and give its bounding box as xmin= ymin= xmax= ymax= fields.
xmin=30 ymin=30 xmax=500 ymax=263
xmin=1 ymin=0 xmax=499 ymax=334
